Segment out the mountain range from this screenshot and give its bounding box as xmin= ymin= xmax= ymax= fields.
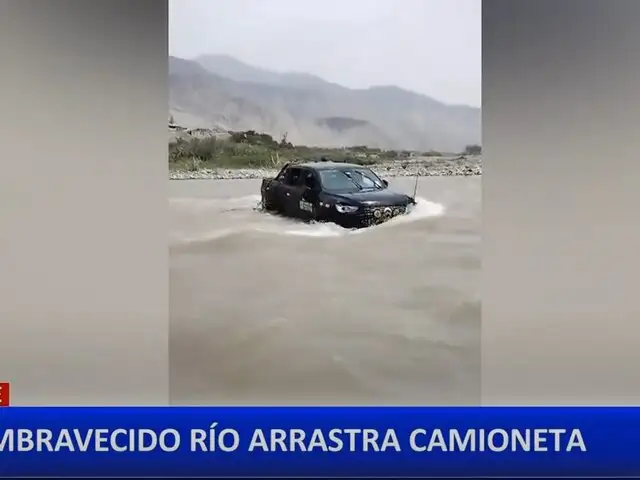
xmin=169 ymin=54 xmax=481 ymax=152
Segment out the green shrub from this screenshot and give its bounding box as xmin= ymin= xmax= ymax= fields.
xmin=168 ymin=130 xmax=403 ymax=171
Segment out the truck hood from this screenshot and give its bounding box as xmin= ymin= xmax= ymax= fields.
xmin=330 ymin=189 xmax=411 ymax=206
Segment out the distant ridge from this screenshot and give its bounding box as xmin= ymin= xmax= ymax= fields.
xmin=169 ymin=54 xmax=481 ymax=152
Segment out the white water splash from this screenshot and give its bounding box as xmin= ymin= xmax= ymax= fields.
xmin=278 ymin=197 xmax=445 ymax=238
xmin=171 ymin=196 xmax=445 ymax=244
xmin=169 ymin=228 xmax=240 ymax=246
xmin=381 ymin=196 xmax=445 ymax=226
xmin=170 ymin=195 xmax=262 ymax=212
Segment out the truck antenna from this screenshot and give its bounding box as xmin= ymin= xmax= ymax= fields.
xmin=411 ymin=174 xmax=419 ymax=202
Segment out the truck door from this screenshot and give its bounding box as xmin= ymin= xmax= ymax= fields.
xmin=293 ymin=169 xmax=321 ymax=221
xmin=267 ymin=165 xmax=289 ymax=210
xmin=280 ymin=167 xmax=304 ymax=217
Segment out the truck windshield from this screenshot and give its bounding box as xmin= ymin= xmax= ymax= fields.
xmin=319 ymin=168 xmax=385 ymax=193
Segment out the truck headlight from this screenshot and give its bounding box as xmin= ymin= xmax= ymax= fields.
xmin=335 ymin=204 xmax=359 ymax=213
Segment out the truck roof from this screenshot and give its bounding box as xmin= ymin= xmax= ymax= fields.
xmin=295 ymin=161 xmax=370 ymax=171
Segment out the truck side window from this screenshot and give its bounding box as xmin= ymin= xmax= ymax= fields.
xmin=276 ymin=168 xmax=287 ymax=181
xmin=303 ymin=172 xmax=316 ymax=189
xmin=284 ymin=167 xmax=302 ymax=186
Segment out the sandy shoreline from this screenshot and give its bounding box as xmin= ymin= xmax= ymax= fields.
xmin=169 ymin=155 xmax=482 ymax=180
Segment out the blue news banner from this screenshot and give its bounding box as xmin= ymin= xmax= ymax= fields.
xmin=0 ymin=407 xmax=638 ymax=477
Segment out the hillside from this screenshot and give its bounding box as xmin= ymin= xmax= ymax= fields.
xmin=169 ymin=55 xmax=481 ymax=152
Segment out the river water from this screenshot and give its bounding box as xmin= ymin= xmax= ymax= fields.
xmin=169 ymin=176 xmax=481 ymax=405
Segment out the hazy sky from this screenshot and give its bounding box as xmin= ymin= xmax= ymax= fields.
xmin=169 ymin=0 xmax=481 ymax=107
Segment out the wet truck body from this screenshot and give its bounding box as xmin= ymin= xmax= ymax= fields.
xmin=260 ymin=161 xmax=416 ymax=229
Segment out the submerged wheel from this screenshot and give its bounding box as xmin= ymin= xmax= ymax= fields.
xmin=261 ymin=194 xmax=275 ymax=212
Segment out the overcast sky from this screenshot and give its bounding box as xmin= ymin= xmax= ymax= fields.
xmin=169 ymin=0 xmax=481 ymax=107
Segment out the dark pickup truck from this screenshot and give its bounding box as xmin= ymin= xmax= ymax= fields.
xmin=260 ymin=161 xmax=416 ymax=229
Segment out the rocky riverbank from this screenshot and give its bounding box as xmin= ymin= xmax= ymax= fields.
xmin=169 ymin=155 xmax=482 ymax=180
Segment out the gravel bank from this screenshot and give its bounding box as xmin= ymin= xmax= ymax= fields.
xmin=169 ymin=155 xmax=482 ymax=180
